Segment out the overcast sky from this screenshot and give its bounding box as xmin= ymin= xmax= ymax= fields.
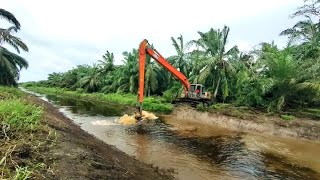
xmin=1 ymin=0 xmax=302 ymax=82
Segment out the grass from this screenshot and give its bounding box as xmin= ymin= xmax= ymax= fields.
xmin=287 ymin=108 xmax=320 ymax=120
xmin=210 ymin=103 xmax=232 ymax=109
xmin=280 ymin=114 xmax=295 ymax=121
xmin=23 ymin=86 xmax=173 ymax=113
xmin=0 ymin=99 xmax=43 ymax=131
xmin=0 ymin=86 xmax=45 ymax=179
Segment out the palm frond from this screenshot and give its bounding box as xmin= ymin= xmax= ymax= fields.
xmin=0 ymin=9 xmax=21 ymax=29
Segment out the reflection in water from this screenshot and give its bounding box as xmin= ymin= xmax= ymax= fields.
xmin=45 ymin=94 xmax=125 ymax=116
xmin=24 ymin=90 xmax=320 ymax=180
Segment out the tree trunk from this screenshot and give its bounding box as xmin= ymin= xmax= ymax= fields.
xmin=213 ymin=76 xmax=221 ymax=100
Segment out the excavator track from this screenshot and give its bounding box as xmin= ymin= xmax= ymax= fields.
xmin=172 ymin=98 xmax=212 ymax=107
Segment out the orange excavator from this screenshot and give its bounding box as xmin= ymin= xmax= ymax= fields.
xmin=136 ymin=39 xmax=212 ymax=116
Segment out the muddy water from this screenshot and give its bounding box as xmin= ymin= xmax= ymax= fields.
xmin=24 ymin=90 xmax=320 ymax=179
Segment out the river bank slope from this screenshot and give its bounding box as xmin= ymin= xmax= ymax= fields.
xmin=0 ymin=87 xmax=173 ymax=179
xmin=167 ymin=105 xmax=320 ymax=141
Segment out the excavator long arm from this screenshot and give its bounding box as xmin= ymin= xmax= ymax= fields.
xmin=137 ymin=39 xmax=190 ymax=113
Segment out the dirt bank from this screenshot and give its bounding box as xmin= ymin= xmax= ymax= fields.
xmin=25 ymin=96 xmax=173 ymax=179
xmin=169 ymin=106 xmax=320 ymax=141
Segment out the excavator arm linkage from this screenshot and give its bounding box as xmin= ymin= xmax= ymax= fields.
xmin=137 ymin=39 xmax=190 ymax=113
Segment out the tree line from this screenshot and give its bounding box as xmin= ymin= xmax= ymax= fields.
xmin=2 ymin=1 xmax=320 ymax=111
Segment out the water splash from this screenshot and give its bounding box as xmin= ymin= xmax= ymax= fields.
xmin=118 ymin=111 xmax=158 ymax=125
xmin=91 ymin=120 xmax=118 ymax=126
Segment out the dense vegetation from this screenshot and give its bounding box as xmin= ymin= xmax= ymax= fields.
xmin=23 ymin=1 xmax=319 ymax=112
xmin=0 ymin=8 xmax=29 ymax=86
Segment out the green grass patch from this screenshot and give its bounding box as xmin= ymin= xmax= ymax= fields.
xmin=0 ymin=86 xmax=43 ymax=131
xmin=210 ymin=103 xmax=232 ymax=109
xmin=0 ymin=86 xmax=24 ymax=100
xmin=280 ymin=114 xmax=295 ymax=121
xmin=0 ymin=99 xmax=43 ymax=131
xmin=305 ymin=108 xmax=320 ymax=116
xmin=23 ymin=86 xmax=173 ymax=113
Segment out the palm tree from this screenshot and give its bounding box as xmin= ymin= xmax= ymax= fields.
xmin=0 ymin=8 xmax=21 ymax=30
xmin=145 ymin=62 xmax=159 ymax=96
xmin=79 ymin=64 xmax=102 ymax=92
xmin=280 ymin=16 xmax=320 ymax=60
xmin=0 ymin=47 xmax=28 ymax=86
xmin=189 ymin=26 xmax=239 ymax=101
xmin=47 ymin=72 xmax=63 ymax=87
xmin=0 ymin=26 xmax=28 ymax=53
xmin=98 ymin=50 xmax=115 ymax=74
xmin=0 ymin=8 xmax=28 ymax=86
xmin=117 ymin=49 xmax=138 ymax=93
xmin=257 ymin=43 xmax=320 ymax=110
xmin=168 ymin=35 xmax=190 ymax=76
xmin=291 ymin=0 xmax=320 ymax=19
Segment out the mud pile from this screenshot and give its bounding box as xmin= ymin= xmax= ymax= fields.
xmin=118 ymin=111 xmax=158 ymax=125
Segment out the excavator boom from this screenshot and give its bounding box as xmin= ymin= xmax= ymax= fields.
xmin=137 ymin=39 xmax=190 ymax=112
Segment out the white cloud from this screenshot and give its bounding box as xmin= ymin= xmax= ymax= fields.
xmin=0 ymin=0 xmax=302 ymax=82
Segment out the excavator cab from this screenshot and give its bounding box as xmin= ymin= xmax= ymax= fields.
xmin=187 ymin=84 xmax=211 ymax=100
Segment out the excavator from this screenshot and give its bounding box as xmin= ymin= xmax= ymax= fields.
xmin=136 ymin=39 xmax=212 ymax=118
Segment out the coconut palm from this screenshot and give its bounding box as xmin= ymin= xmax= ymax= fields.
xmin=168 ymin=35 xmax=190 ymax=76
xmin=189 ymin=26 xmax=239 ymax=101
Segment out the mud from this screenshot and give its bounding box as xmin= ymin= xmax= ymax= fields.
xmin=24 ymin=96 xmax=173 ymax=179
xmin=168 ymin=105 xmax=320 ymax=141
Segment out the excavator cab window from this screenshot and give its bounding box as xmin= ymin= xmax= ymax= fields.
xmin=190 ymin=85 xmax=196 ymax=93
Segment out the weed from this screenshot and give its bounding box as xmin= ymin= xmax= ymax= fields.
xmin=13 ymin=166 xmax=33 ymax=180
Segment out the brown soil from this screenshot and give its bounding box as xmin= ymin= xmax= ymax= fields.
xmin=169 ymin=105 xmax=320 ymax=141
xmin=1 ymin=95 xmax=173 ymax=179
